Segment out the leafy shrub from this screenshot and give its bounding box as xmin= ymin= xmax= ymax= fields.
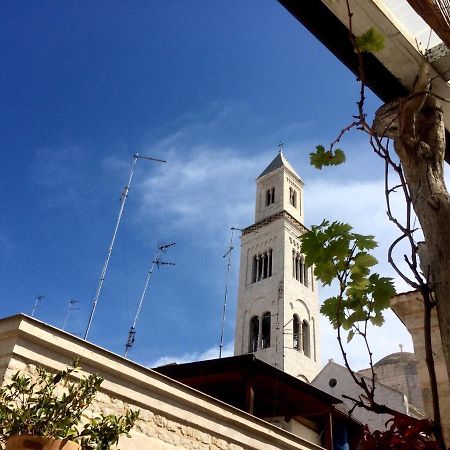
xmin=0 ymin=362 xmax=139 ymax=449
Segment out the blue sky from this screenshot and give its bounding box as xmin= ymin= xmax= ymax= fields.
xmin=1 ymin=1 xmax=421 ymax=370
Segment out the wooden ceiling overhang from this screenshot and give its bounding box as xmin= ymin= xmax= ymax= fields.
xmin=154 ymin=354 xmax=341 ymax=419
xmin=277 ymin=0 xmax=450 ymax=163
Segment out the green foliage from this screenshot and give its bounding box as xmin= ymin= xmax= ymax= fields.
xmin=310 ymin=145 xmax=345 ymax=169
xmin=301 ymin=220 xmax=395 ymax=340
xmin=0 ymin=362 xmax=139 ymax=449
xmin=79 ymin=411 xmax=139 ymax=450
xmin=355 ymin=27 xmax=385 ymax=53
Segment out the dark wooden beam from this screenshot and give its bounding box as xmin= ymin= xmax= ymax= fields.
xmin=324 ymin=410 xmax=334 ymax=450
xmin=245 ymin=380 xmax=255 ymax=415
xmin=277 ymin=0 xmax=407 ymax=102
xmin=277 ymin=0 xmax=450 ymax=163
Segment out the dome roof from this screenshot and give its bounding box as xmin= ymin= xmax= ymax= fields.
xmin=374 ymin=352 xmax=416 ymax=367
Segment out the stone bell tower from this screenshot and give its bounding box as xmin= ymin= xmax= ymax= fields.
xmin=233 ymin=149 xmax=321 ymax=382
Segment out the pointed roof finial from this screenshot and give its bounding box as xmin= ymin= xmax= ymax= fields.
xmin=257 ymin=145 xmax=302 ymax=181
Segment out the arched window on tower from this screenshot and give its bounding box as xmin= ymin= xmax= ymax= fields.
xmin=251 ymin=255 xmax=257 ymax=283
xmin=249 ymin=316 xmax=259 ymax=353
xmin=263 ymin=252 xmax=268 ymax=279
xmin=302 ymin=320 xmax=311 ymax=357
xmin=265 ymin=187 xmax=275 ymax=206
xmin=289 ymin=187 xmax=297 ymax=207
xmin=292 ymin=251 xmax=310 ymax=288
xmin=294 ymin=253 xmax=299 ymax=281
xmin=292 ymin=250 xmax=296 ymax=278
xmin=261 ymin=312 xmax=271 ymax=349
xmin=268 ymin=249 xmax=273 ymax=277
xmin=293 ymin=314 xmax=300 ymax=350
xmin=299 ymin=257 xmax=305 ymax=284
xmin=251 ymin=250 xmax=273 ymax=283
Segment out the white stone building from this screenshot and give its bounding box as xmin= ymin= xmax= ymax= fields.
xmin=234 ymin=150 xmax=321 ymax=382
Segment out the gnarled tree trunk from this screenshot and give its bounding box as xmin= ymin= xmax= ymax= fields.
xmin=395 ymin=70 xmax=450 ymax=382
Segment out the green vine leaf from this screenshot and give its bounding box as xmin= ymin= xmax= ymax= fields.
xmin=301 ymin=220 xmax=395 ymax=335
xmin=355 ymin=27 xmax=385 ymax=53
xmin=347 ymin=329 xmax=355 ymax=343
xmin=310 ymin=145 xmax=346 ymax=169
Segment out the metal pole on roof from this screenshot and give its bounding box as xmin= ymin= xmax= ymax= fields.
xmin=219 ymin=227 xmax=240 ymax=358
xmin=124 ymin=242 xmax=175 ymax=358
xmin=31 ymin=295 xmax=44 ymax=317
xmin=83 ymin=153 xmax=166 ymax=341
xmin=63 ymin=299 xmax=80 ymax=331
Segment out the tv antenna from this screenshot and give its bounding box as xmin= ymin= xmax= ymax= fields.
xmin=84 ymin=153 xmax=166 ymax=340
xmin=124 ymin=242 xmax=175 ymax=357
xmin=219 ymin=227 xmax=241 ymax=358
xmin=63 ymin=299 xmax=80 ymax=331
xmin=31 ymin=295 xmax=44 ymax=317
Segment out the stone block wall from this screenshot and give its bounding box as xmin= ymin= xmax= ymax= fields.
xmin=358 ymin=354 xmax=424 ymax=411
xmin=0 ymin=315 xmax=324 ymax=450
xmin=391 ymin=292 xmax=450 ymax=447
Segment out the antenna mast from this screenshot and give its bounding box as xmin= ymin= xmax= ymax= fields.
xmin=31 ymin=295 xmax=44 ymax=317
xmin=124 ymin=242 xmax=175 ymax=357
xmin=219 ymin=227 xmax=239 ymax=358
xmin=84 ymin=153 xmax=166 ymax=340
xmin=63 ymin=299 xmax=80 ymax=331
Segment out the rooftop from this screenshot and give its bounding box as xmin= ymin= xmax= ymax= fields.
xmin=374 ymin=351 xmax=417 ymax=367
xmin=257 ymin=150 xmax=302 ymax=181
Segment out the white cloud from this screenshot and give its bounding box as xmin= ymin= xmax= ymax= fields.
xmin=306 ymin=178 xmax=417 ymax=369
xmin=150 ymin=341 xmax=234 ymax=368
xmin=127 ymin=104 xmax=438 ymax=371
xmin=138 ymin=149 xmax=418 ymax=370
xmin=320 ymin=310 xmax=414 ymax=371
xmin=307 ymin=178 xmax=422 ymax=290
xmin=136 ymin=148 xmax=260 ymax=232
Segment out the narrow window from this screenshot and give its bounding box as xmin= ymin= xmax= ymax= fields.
xmin=261 ymin=312 xmax=271 ymax=349
xmin=252 ymin=255 xmax=257 ymax=283
xmin=268 ymin=250 xmax=272 ymax=277
xmin=292 ymin=250 xmax=296 ymax=278
xmin=302 ymin=320 xmax=310 ymax=357
xmin=262 ymin=252 xmax=268 ymax=279
xmin=253 ymin=250 xmax=273 ymax=282
xmin=249 ymin=316 xmax=259 ymax=352
xmin=289 ymin=188 xmax=297 ymax=207
xmin=293 ymin=314 xmax=300 ymax=350
xmin=299 ymin=257 xmax=304 ymax=283
xmin=266 ymin=188 xmax=275 ymax=205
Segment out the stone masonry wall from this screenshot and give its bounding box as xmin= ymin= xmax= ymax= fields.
xmin=391 ymin=292 xmax=450 ymax=447
xmin=0 ymin=315 xmax=324 ymax=450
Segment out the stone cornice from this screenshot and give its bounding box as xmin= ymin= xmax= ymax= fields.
xmin=242 ymin=210 xmax=308 ymax=236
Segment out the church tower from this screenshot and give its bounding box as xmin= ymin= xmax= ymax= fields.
xmin=234 ymin=149 xmax=321 ymax=382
